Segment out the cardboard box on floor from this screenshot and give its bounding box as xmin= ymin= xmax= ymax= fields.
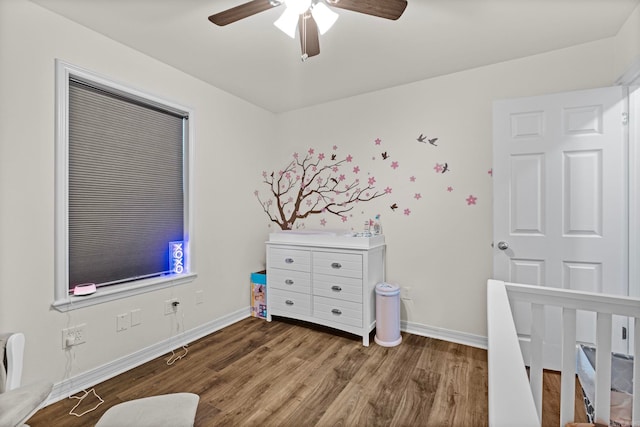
xmin=250 ymin=270 xmax=267 ymax=319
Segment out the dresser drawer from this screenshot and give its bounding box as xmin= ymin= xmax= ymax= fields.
xmin=269 ymin=288 xmax=311 ymax=316
xmin=313 ymin=296 xmax=362 ymax=328
xmin=313 ymin=273 xmax=362 ymax=303
xmin=313 ymin=252 xmax=362 ymax=279
xmin=269 ymin=248 xmax=311 ymax=272
xmin=268 ymin=269 xmax=311 ymax=294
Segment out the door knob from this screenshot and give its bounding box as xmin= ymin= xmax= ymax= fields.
xmin=497 ymin=241 xmax=509 ymax=251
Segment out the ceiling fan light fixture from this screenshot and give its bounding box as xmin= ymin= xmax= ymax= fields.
xmin=311 ymin=2 xmax=338 ymax=35
xmin=274 ymin=6 xmax=300 ymax=38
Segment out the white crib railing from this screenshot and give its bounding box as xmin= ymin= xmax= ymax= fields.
xmin=487 ymin=279 xmax=640 ymax=427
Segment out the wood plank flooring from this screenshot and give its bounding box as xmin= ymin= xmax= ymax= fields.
xmin=27 ymin=317 xmax=585 ymax=426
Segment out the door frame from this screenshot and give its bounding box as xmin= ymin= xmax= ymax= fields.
xmin=617 ymin=58 xmax=640 ymax=354
xmin=616 ymin=59 xmax=640 ymax=300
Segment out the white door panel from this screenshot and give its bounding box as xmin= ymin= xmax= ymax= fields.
xmin=494 ymin=86 xmax=629 ymax=367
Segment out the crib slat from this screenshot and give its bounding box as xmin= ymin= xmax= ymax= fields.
xmin=530 ymin=303 xmax=544 ymax=421
xmin=633 ymin=317 xmax=639 ymax=427
xmin=594 ymin=312 xmax=612 ymax=426
xmin=560 ymin=307 xmax=576 ymax=427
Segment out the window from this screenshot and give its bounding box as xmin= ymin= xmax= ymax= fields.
xmin=54 ymin=61 xmax=195 ymax=311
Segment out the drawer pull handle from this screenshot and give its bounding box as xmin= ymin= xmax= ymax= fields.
xmin=331 ymin=285 xmax=342 ymax=292
xmin=331 ymin=262 xmax=342 ymax=269
xmin=285 ymin=300 xmax=294 ymax=305
xmin=285 ymin=279 xmax=294 ymax=285
xmin=331 ymin=309 xmax=342 ymax=315
xmin=285 ymin=258 xmax=294 ymax=264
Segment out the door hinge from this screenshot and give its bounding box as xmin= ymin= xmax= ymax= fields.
xmin=622 ymin=112 xmax=629 ymax=125
xmin=622 ymin=326 xmax=627 ymax=340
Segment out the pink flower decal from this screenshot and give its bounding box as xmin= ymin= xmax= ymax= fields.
xmin=308 ymin=148 xmax=315 ymax=155
xmin=341 ymin=215 xmax=347 ymax=223
xmin=293 ymin=152 xmax=299 ymax=159
xmin=320 ymin=218 xmax=327 ymax=226
xmin=409 ymin=176 xmax=416 ymax=182
xmin=488 ymin=168 xmax=493 ymax=176
xmin=262 ymin=171 xmax=267 ymax=178
xmin=353 ymin=166 xmax=360 ymax=174
xmin=414 ymin=193 xmax=421 ymax=200
xmin=368 ymin=177 xmax=376 ymax=186
xmin=333 ymin=145 xmax=338 ymax=150
xmin=375 ymin=138 xmax=381 ymax=145
xmin=384 ymin=187 xmax=392 ymax=194
xmin=254 ymin=190 xmax=259 ymax=196
xmin=391 ymin=161 xmax=399 ymax=170
xmin=447 ymin=186 xmax=454 ymax=192
xmin=466 ymin=195 xmax=477 ymax=205
xmin=434 ymin=163 xmax=443 ymax=173
xmin=404 ymin=208 xmax=411 ymax=216
xmin=332 ymin=166 xmax=339 ymax=172
xmin=346 ymin=155 xmax=353 ymax=162
xmin=318 ymin=153 xmax=325 ymax=161
xmin=339 ymin=174 xmax=346 ymax=181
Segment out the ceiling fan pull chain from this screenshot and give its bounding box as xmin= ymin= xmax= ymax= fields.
xmin=301 ymin=12 xmax=308 ymax=61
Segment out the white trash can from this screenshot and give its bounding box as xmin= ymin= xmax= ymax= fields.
xmin=374 ymin=282 xmax=402 ymax=347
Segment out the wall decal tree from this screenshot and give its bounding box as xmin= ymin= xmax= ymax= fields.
xmin=255 ymin=149 xmax=386 ymax=230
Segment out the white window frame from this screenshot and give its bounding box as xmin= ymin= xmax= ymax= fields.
xmin=53 ymin=60 xmax=196 ymax=312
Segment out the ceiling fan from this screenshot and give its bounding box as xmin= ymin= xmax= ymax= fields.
xmin=208 ymin=0 xmax=408 ymax=61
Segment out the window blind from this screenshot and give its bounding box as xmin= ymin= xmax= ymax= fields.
xmin=68 ymin=80 xmax=185 ymax=290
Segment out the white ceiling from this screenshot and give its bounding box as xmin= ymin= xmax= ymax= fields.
xmin=30 ymin=0 xmax=639 ymax=113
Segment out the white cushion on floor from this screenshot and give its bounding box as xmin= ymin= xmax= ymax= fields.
xmin=95 ymin=392 xmax=199 ymax=427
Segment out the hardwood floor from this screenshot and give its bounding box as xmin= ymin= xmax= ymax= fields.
xmin=27 ymin=317 xmax=584 ymax=426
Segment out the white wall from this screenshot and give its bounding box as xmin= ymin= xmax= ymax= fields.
xmin=0 ymin=0 xmax=274 ymax=387
xmin=613 ymin=1 xmax=640 ymax=80
xmin=271 ymin=38 xmax=618 ymax=341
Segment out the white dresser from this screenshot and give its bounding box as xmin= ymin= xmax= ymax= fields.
xmin=266 ymin=231 xmax=385 ymax=346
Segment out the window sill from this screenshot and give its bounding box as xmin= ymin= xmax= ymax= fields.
xmin=52 ymin=272 xmax=198 ymax=312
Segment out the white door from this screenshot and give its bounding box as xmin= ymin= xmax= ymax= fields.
xmin=493 ymin=87 xmax=629 ymax=368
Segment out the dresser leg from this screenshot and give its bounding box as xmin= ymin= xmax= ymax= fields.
xmin=362 ymin=334 xmax=369 ymax=347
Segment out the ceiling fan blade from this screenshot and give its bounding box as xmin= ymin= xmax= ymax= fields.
xmin=208 ymin=0 xmax=281 ymax=26
xmin=299 ymin=13 xmax=320 ymax=59
xmin=327 ymin=0 xmax=407 ymax=20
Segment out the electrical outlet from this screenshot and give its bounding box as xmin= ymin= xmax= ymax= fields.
xmin=116 ymin=313 xmax=130 ymax=331
xmin=74 ymin=324 xmax=86 ymax=344
xmin=400 ymin=286 xmax=412 ymax=300
xmin=195 ymin=290 xmax=204 ymax=305
xmin=61 ymin=324 xmax=87 ymax=348
xmin=164 ymin=298 xmax=179 ymax=315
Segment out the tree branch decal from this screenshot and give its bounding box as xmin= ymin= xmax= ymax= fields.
xmin=255 ymin=149 xmax=386 ymax=230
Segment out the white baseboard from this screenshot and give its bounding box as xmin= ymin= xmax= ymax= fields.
xmin=46 ymin=309 xmax=486 ymax=406
xmin=47 ymin=307 xmax=250 ymax=405
xmin=401 ymin=320 xmax=488 ymax=350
